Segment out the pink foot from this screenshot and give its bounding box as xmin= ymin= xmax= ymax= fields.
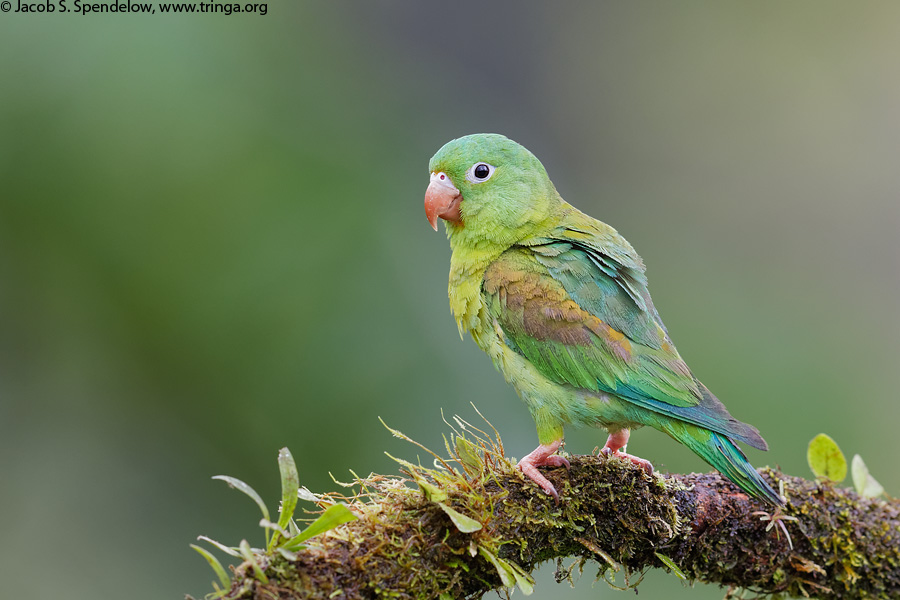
xmin=601 ymin=429 xmax=654 ymax=474
xmin=517 ymin=440 xmax=570 ymax=502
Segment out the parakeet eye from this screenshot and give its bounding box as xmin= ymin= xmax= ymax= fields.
xmin=466 ymin=162 xmax=495 ymax=183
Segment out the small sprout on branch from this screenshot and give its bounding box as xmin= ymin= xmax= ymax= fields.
xmin=276 ymin=448 xmax=300 ymax=535
xmin=190 ymin=544 xmax=231 ymax=598
xmin=807 ymin=433 xmax=847 ymax=483
xmin=193 ymin=447 xmax=357 ymax=599
xmin=851 ymin=454 xmax=885 ymax=498
xmin=654 ymin=552 xmax=687 ymax=581
xmin=751 ymin=507 xmax=799 ymax=550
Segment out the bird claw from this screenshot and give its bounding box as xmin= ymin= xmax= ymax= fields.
xmin=540 ymin=455 xmax=571 ymax=470
xmin=601 ymin=446 xmax=654 ymax=474
xmin=600 ymin=430 xmax=654 ymax=474
xmin=517 ymin=441 xmax=569 ymax=502
xmin=517 ymin=460 xmax=560 ymax=502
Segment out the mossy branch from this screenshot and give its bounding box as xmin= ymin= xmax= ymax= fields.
xmin=216 ymin=431 xmax=899 ymax=600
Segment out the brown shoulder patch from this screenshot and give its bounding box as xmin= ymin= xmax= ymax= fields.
xmin=485 ymin=256 xmax=632 ymax=360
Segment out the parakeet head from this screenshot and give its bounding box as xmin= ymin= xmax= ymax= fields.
xmin=425 ymin=134 xmax=558 ymax=245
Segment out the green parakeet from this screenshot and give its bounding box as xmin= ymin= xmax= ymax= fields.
xmin=424 ymin=133 xmax=782 ymax=506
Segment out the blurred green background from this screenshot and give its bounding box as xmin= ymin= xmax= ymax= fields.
xmin=1 ymin=2 xmax=898 ymax=599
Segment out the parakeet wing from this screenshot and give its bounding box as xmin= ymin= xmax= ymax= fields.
xmin=482 ymin=228 xmax=767 ymax=450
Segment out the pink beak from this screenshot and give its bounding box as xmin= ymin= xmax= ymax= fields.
xmin=424 ymin=172 xmax=462 ymax=231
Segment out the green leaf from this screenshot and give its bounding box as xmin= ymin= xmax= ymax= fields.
xmin=298 ymin=486 xmax=319 ymax=503
xmin=277 ymin=448 xmax=300 ymax=531
xmin=807 ymin=434 xmax=847 ymax=483
xmin=418 ymin=480 xmax=448 ymax=503
xmin=454 ymin=435 xmax=483 ymax=474
xmin=276 ymin=547 xmax=299 ymax=561
xmin=478 ymin=547 xmax=516 ymax=588
xmin=287 ymin=518 xmax=301 ymax=537
xmin=280 ymin=540 xmax=307 ymax=553
xmin=476 ymin=547 xmax=532 ymax=593
xmin=260 ymin=519 xmax=291 ymax=538
xmin=438 ymin=504 xmax=482 ymax=533
xmin=212 ymin=475 xmax=270 ymax=522
xmin=505 ymin=559 xmax=535 ymax=595
xmin=512 ymin=571 xmax=534 ymax=595
xmin=281 ymin=504 xmax=357 ymax=551
xmin=190 ymin=544 xmax=231 ymax=590
xmin=197 ymin=535 xmax=242 ymax=558
xmin=851 ymin=454 xmax=885 ymax=498
xmin=654 ymin=552 xmax=687 ymax=580
xmin=239 ymin=539 xmax=268 ymax=584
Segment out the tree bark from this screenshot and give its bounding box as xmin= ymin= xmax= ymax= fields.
xmin=220 ymin=452 xmax=899 ymax=600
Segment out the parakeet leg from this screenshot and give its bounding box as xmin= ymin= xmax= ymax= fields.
xmin=601 ymin=429 xmax=654 ymax=473
xmin=517 ymin=440 xmax=570 ymax=501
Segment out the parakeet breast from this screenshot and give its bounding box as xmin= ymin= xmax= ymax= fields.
xmin=447 ymin=241 xmax=507 ymax=338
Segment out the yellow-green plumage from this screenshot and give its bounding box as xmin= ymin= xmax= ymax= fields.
xmin=426 ymin=133 xmax=782 ymax=506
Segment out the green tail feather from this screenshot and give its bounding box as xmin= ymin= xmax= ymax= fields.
xmin=661 ymin=421 xmax=784 ymax=506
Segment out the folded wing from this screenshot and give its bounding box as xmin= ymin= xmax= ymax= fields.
xmin=482 ymin=224 xmax=767 ymax=450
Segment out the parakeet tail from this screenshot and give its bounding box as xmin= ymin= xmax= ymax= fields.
xmin=661 ymin=421 xmax=784 ymax=507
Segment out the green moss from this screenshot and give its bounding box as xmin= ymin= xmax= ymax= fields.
xmin=215 ymin=422 xmax=899 ymax=600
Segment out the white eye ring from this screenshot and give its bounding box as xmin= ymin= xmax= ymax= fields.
xmin=465 ymin=162 xmax=495 ymax=183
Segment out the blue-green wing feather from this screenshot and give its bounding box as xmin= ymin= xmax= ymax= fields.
xmin=483 ymin=229 xmax=767 ymax=450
